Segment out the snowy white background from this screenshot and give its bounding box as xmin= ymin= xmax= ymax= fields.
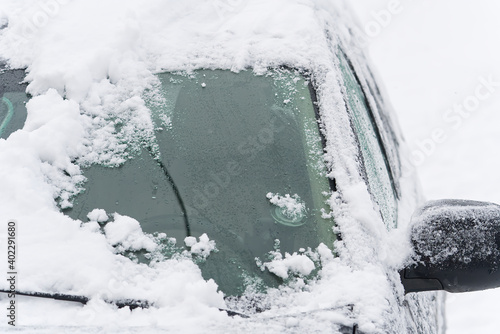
xmin=350 ymin=0 xmax=500 ymax=333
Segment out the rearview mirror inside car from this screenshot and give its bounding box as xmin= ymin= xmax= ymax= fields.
xmin=401 ymin=199 xmax=500 ymax=293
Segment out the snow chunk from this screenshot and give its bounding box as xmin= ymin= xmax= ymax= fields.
xmin=19 ymin=89 xmax=87 ymax=208
xmin=87 ymin=208 xmax=109 ymax=223
xmin=266 ymin=192 xmax=306 ymax=220
xmin=264 ymin=252 xmax=316 ymax=279
xmin=104 ymin=214 xmax=157 ymax=252
xmin=80 ymin=220 xmax=101 ymax=234
xmin=184 ymin=233 xmax=216 ymax=259
xmin=317 ymin=243 xmax=335 ymax=263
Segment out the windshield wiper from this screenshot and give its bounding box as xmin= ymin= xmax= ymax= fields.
xmin=0 ymin=289 xmax=149 ymax=309
xmin=0 ymin=289 xmax=249 ymax=317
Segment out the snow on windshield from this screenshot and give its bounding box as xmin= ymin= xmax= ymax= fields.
xmin=0 ymin=0 xmax=432 ymax=332
xmin=266 ymin=193 xmax=307 ymax=222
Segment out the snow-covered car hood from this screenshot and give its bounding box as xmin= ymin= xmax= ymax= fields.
xmin=0 ymin=0 xmax=443 ymax=333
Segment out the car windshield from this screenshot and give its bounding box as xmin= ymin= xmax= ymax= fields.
xmin=0 ymin=69 xmax=28 ymax=139
xmin=65 ymin=69 xmax=336 ymax=296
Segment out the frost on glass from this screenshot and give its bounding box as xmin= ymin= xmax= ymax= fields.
xmin=66 ymin=68 xmax=336 ymax=296
xmin=411 ymin=199 xmax=500 ymax=268
xmin=338 ymin=51 xmax=398 ymax=229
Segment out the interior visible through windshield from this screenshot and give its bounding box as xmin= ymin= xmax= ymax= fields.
xmin=65 ymin=69 xmax=336 ymax=295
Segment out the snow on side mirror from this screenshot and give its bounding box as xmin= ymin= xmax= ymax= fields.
xmin=400 ymin=199 xmax=500 ymax=293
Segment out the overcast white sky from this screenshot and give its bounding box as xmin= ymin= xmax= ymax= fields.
xmin=350 ymin=1 xmax=500 ymax=333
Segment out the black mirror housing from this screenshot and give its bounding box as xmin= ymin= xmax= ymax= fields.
xmin=401 ymin=199 xmax=500 ymax=293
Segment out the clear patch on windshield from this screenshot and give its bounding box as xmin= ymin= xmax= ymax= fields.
xmin=66 ymin=68 xmax=336 ymax=296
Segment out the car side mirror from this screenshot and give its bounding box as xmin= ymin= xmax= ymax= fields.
xmin=400 ymin=199 xmax=500 ymax=293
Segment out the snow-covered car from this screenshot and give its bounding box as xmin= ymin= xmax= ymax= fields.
xmin=1 ymin=1 xmax=500 ymax=333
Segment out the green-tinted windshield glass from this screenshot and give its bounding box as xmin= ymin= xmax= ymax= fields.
xmin=66 ymin=69 xmax=335 ymax=295
xmin=338 ymin=52 xmax=397 ymax=229
xmin=0 ymin=70 xmax=28 ymax=139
